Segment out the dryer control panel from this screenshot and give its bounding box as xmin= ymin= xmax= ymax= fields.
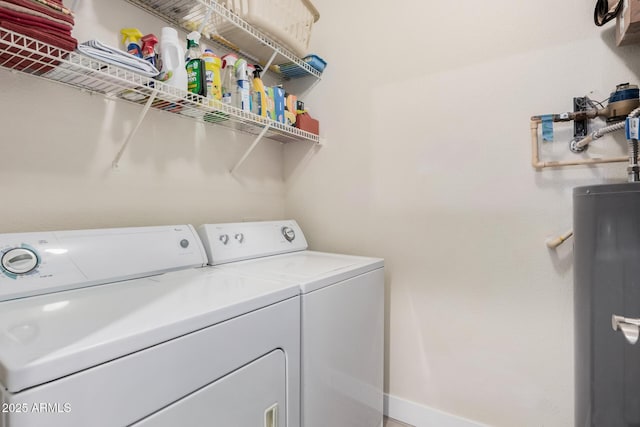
xmin=198 ymin=220 xmax=308 ymax=265
xmin=0 ymin=225 xmax=207 ymax=302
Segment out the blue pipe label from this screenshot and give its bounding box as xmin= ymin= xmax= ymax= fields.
xmin=541 ymin=115 xmax=554 ymax=142
xmin=627 ymin=117 xmax=640 ymax=140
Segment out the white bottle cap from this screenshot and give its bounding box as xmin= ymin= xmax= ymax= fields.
xmin=161 ymin=27 xmax=179 ymax=41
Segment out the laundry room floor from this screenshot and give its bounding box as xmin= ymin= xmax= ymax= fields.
xmin=384 ymin=416 xmax=414 ymax=427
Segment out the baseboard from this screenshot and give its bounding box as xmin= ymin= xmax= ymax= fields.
xmin=384 ymin=393 xmax=489 ymax=427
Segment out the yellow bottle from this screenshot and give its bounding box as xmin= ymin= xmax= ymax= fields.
xmin=251 ymin=65 xmax=267 ymax=117
xmin=203 ymin=49 xmax=222 ymax=102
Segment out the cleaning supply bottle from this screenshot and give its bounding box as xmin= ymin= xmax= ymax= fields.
xmin=247 ymin=64 xmax=255 ymax=113
xmin=221 ymin=54 xmax=238 ymax=107
xmin=202 ymin=49 xmax=222 ymax=102
xmin=234 ymin=58 xmax=251 ymax=112
xmin=251 ymin=65 xmax=267 ymax=117
xmin=158 ymin=27 xmax=187 ymax=91
xmin=141 ymin=33 xmax=158 ymax=68
xmin=185 ymin=31 xmax=206 ymax=97
xmin=120 ymin=28 xmax=144 ymax=58
xmin=269 ymin=85 xmax=285 ymax=123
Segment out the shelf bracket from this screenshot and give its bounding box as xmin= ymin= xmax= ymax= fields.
xmin=231 ymin=123 xmax=271 ymax=174
xmin=112 ymin=88 xmax=159 ymax=168
xmin=263 ymin=50 xmax=278 ymax=76
xmin=198 ymin=8 xmax=213 ymax=34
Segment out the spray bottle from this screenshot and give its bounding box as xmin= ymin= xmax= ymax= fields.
xmin=221 ymin=54 xmax=238 ymax=107
xmin=141 ymin=33 xmax=158 ymax=68
xmin=120 ymin=28 xmax=144 ymax=58
xmin=234 ymin=58 xmax=251 ymax=112
xmin=185 ymin=31 xmax=207 ymax=97
xmin=251 ymin=65 xmax=267 ymax=117
xmin=247 ymin=64 xmax=255 ymax=113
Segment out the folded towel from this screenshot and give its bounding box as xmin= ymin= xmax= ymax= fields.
xmin=0 ymin=7 xmax=71 ymax=34
xmin=0 ymin=22 xmax=76 ymax=73
xmin=77 ymin=40 xmax=159 ymax=77
xmin=32 ymin=0 xmax=73 ymax=16
xmin=0 ymin=1 xmax=72 ymax=30
xmin=2 ymin=0 xmax=73 ymax=25
xmin=0 ymin=20 xmax=75 ymax=49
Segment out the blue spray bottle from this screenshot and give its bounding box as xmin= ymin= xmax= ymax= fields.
xmin=234 ymin=59 xmax=251 ymax=112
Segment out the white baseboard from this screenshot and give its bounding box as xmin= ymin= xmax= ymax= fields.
xmin=384 ymin=393 xmax=489 ymax=427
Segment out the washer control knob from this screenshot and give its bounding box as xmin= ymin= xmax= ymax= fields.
xmin=282 ymin=226 xmax=295 ymax=242
xmin=219 ymin=234 xmax=229 ymax=245
xmin=235 ymin=233 xmax=245 ymax=243
xmin=2 ymin=248 xmax=38 ymax=275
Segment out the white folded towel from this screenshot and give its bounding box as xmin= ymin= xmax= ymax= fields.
xmin=77 ymin=40 xmax=159 ymax=77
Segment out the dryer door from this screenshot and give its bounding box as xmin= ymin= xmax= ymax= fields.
xmin=133 ymin=349 xmax=286 ymax=427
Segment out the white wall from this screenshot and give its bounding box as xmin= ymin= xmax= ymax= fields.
xmin=285 ymin=1 xmax=640 ymax=426
xmin=0 ymin=0 xmax=286 ymax=233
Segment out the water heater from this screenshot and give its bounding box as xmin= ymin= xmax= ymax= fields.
xmin=574 ymin=183 xmax=640 ymax=426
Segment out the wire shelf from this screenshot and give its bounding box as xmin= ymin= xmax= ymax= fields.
xmin=126 ymin=0 xmax=322 ymax=79
xmin=0 ymin=28 xmax=320 ymax=145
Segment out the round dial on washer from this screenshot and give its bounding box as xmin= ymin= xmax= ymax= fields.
xmin=282 ymin=226 xmax=296 ymax=242
xmin=2 ymin=248 xmax=39 ymax=275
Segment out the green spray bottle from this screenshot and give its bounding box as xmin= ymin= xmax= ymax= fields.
xmin=185 ymin=31 xmax=206 ymax=97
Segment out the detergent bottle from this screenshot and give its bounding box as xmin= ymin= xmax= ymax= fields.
xmin=185 ymin=31 xmax=207 ymax=97
xmin=158 ymin=27 xmax=187 ymax=91
xmin=202 ymin=49 xmax=222 ymax=102
xmin=120 ymin=28 xmax=144 ymax=58
xmin=251 ymin=65 xmax=267 ymax=117
xmin=141 ymin=33 xmax=158 ymax=68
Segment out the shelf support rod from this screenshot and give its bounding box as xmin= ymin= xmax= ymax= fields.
xmin=231 ymin=123 xmax=271 ymax=174
xmin=112 ymin=88 xmax=159 ymax=168
xmin=198 ymin=8 xmax=213 ymax=34
xmin=263 ymin=50 xmax=278 ymax=75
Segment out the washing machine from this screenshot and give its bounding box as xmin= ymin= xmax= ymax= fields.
xmin=0 ymin=225 xmax=300 ymax=427
xmin=197 ymin=220 xmax=384 ymax=427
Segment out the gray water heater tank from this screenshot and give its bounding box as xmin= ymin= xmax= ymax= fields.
xmin=574 ymin=183 xmax=640 ymax=426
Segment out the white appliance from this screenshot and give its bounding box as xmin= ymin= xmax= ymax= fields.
xmin=198 ymin=220 xmax=384 ymax=427
xmin=0 ymin=225 xmax=300 ymax=427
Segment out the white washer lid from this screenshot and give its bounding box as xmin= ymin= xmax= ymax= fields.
xmin=217 ymin=251 xmax=384 ymax=293
xmin=0 ymin=268 xmax=298 ymax=393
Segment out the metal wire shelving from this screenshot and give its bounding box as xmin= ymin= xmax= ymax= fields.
xmin=0 ymin=28 xmax=320 ymax=171
xmin=125 ymin=0 xmax=322 ymax=79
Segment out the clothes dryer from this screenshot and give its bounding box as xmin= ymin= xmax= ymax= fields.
xmin=198 ymin=220 xmax=384 ymax=427
xmin=0 ymin=225 xmax=300 ymax=427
